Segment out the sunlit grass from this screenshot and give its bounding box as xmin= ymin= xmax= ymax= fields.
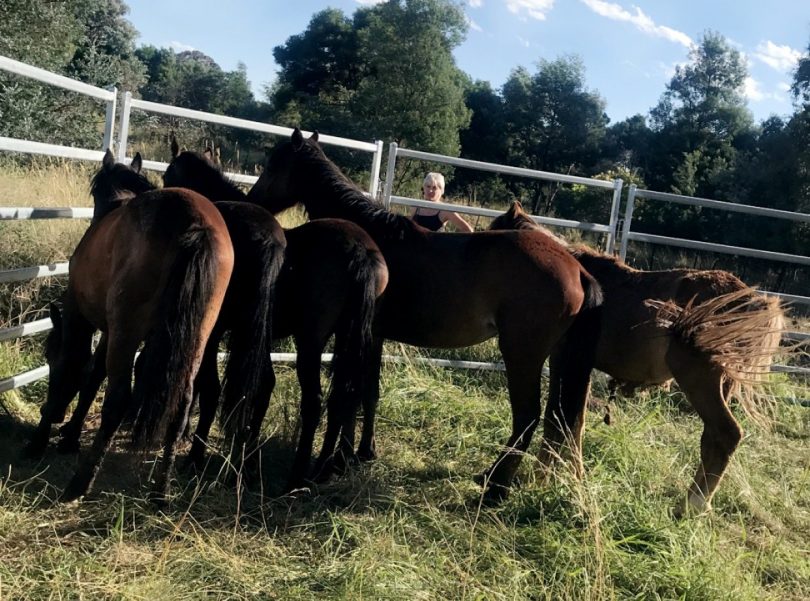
xmin=0 ymin=161 xmax=808 ymax=600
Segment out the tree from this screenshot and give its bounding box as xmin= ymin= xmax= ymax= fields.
xmin=0 ymin=0 xmax=144 ymax=148
xmin=647 ymin=32 xmax=754 ymax=197
xmin=499 ymin=56 xmax=608 ymax=213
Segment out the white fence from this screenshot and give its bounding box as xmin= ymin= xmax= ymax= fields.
xmin=1 ymin=55 xmax=808 ymax=395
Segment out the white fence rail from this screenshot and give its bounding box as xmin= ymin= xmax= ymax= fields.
xmin=382 ymin=142 xmax=624 ymax=252
xmin=619 ymin=185 xmax=810 ymax=307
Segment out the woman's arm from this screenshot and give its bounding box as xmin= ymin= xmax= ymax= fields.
xmin=442 ymin=210 xmax=474 ymax=232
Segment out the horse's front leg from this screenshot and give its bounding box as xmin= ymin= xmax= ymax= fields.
xmin=58 ymin=334 xmax=109 ymax=453
xmin=61 ymin=332 xmax=137 ymax=502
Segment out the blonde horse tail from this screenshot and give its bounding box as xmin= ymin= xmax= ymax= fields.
xmin=648 ymin=288 xmax=786 ymax=427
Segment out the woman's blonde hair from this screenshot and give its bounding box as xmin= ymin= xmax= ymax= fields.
xmin=423 ymin=172 xmax=445 ymax=192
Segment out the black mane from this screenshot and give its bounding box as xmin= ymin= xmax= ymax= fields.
xmin=89 ymin=162 xmax=155 ymax=223
xmin=164 ymin=152 xmax=246 ymax=202
xmin=296 ymin=139 xmax=424 ymax=241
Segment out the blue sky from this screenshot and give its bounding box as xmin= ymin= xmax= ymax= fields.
xmin=125 ymin=0 xmax=810 ymax=125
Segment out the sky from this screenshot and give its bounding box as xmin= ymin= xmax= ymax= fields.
xmin=125 ymin=0 xmax=810 ymax=125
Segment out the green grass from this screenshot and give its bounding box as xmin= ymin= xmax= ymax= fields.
xmin=0 ymin=162 xmax=808 ymax=600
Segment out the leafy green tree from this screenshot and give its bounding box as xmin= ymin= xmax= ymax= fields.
xmin=499 ymin=57 xmax=608 ymax=213
xmin=0 ymin=0 xmax=144 ymax=148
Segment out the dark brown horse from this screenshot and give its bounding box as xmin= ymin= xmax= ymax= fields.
xmin=28 ymin=150 xmax=234 ymax=501
xmin=163 ymin=140 xmax=389 ymax=489
xmin=33 ymin=154 xmax=286 ymax=479
xmin=247 ymin=129 xmax=604 ymax=501
xmin=490 ymin=200 xmax=786 ymax=514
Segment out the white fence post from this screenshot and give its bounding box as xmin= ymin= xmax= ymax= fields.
xmin=606 ymin=177 xmax=623 ymax=254
xmin=369 ymin=140 xmax=384 ymax=199
xmin=102 ymin=86 xmax=117 ymax=152
xmin=116 ymin=91 xmax=132 ymax=162
xmin=619 ymin=184 xmax=637 ymax=260
xmin=382 ymin=142 xmax=398 ymax=209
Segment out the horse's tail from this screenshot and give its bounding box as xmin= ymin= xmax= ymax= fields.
xmin=326 ymin=245 xmax=385 ymax=431
xmin=218 ymin=229 xmax=286 ymax=444
xmin=580 ymin=268 xmax=604 ymax=311
xmin=648 ymin=289 xmax=786 ymax=426
xmin=132 ymin=226 xmax=226 ymax=449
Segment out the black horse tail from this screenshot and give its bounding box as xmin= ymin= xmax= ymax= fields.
xmin=132 ymin=226 xmax=224 ymax=449
xmin=326 ymin=245 xmax=384 ymax=431
xmin=218 ymin=227 xmax=286 ymax=444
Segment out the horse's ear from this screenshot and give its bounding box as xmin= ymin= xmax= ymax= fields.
xmin=131 ymin=153 xmax=143 ymax=174
xmin=203 ymin=148 xmax=214 ymax=163
xmin=170 ymin=132 xmax=180 ymax=158
xmin=215 ymin=146 xmax=221 ymax=166
xmin=49 ymin=302 xmax=62 ymax=330
xmin=310 ymin=131 xmax=319 ymax=144
xmin=291 ymin=127 xmax=305 ymax=150
xmin=514 ymin=200 xmax=524 ymax=212
xmin=103 ymin=149 xmax=115 ymax=169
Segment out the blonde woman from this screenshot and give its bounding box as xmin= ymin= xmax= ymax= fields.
xmin=411 ymin=172 xmax=473 ymax=232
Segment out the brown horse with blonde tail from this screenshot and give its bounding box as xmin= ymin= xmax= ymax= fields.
xmin=247 ymin=129 xmax=605 ymax=502
xmin=490 ymin=200 xmax=785 ymax=515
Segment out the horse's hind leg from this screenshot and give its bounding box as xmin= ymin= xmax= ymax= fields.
xmin=285 ymin=339 xmax=326 ymax=491
xmin=61 ymin=332 xmax=138 ymax=502
xmin=668 ymin=343 xmax=742 ymax=516
xmin=58 ymin=334 xmax=109 ymax=454
xmin=186 ymin=344 xmax=222 ymax=469
xmin=357 ymin=334 xmax=384 ymax=462
xmin=479 ymin=328 xmax=547 ymax=502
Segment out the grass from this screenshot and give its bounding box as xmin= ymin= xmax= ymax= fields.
xmin=0 ymin=162 xmax=808 ymax=600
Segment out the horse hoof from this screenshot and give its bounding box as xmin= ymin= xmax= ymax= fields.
xmin=482 ymin=483 xmax=511 ymax=506
xmin=356 ymin=446 xmax=377 ymax=463
xmin=56 ymin=437 xmax=81 ymax=454
xmin=60 ymin=480 xmax=87 ymax=503
xmin=22 ymin=441 xmax=47 ymax=460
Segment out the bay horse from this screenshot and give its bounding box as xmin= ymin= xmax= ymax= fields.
xmin=163 ymin=139 xmax=389 ymax=490
xmin=246 ymin=129 xmax=605 ymax=501
xmin=490 ymin=200 xmax=785 ymax=514
xmin=31 ymin=154 xmax=286 ymax=477
xmin=28 ymin=150 xmax=234 ymax=502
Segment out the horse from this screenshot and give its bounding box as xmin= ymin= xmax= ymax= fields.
xmin=163 ymin=138 xmax=389 ymax=490
xmin=246 ymin=129 xmax=605 ymax=502
xmin=490 ymin=200 xmax=786 ymax=514
xmin=27 ymin=149 xmax=234 ymax=502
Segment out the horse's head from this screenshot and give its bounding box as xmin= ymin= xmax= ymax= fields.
xmin=165 ymin=136 xmax=245 ymax=201
xmin=489 ymin=201 xmax=536 ymax=231
xmin=90 ymin=149 xmax=153 ymax=211
xmin=43 ymin=303 xmax=91 ymax=412
xmin=247 ymin=128 xmax=321 ymax=214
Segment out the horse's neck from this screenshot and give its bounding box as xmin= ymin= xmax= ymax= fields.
xmin=301 ymin=161 xmax=416 ymax=241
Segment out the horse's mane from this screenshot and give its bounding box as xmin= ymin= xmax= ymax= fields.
xmin=297 ymin=139 xmax=422 ymax=240
xmin=89 ymin=163 xmax=155 ymax=223
xmin=165 ymin=151 xmax=246 ymax=202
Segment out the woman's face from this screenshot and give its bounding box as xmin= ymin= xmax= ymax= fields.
xmin=423 ymin=181 xmax=443 ymax=202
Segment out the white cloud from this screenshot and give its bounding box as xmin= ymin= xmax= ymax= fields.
xmin=169 ymin=41 xmax=195 ymax=53
xmin=580 ymin=0 xmax=692 ymax=48
xmin=517 ymin=35 xmax=530 ymax=48
xmin=505 ymin=0 xmax=555 ymax=21
xmin=355 ymin=0 xmax=385 ymax=5
xmin=778 ymin=81 xmax=791 ymax=92
xmin=744 ymin=76 xmax=765 ymax=102
xmin=468 ymin=0 xmax=483 ymax=7
xmin=753 ymin=41 xmax=802 ymax=72
xmin=467 ymin=16 xmax=483 ymax=32
xmin=743 ymin=76 xmax=789 ymax=104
